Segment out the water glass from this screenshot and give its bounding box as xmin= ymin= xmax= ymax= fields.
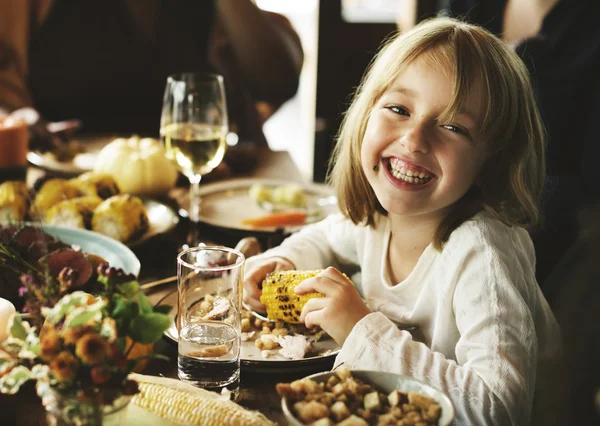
xmin=177 ymin=246 xmax=244 ymax=392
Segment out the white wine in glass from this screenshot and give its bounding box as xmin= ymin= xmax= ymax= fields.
xmin=160 ymin=73 xmax=228 ymax=248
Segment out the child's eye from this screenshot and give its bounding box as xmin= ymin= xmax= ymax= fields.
xmin=387 ymin=105 xmax=410 ymax=116
xmin=441 ymin=124 xmax=469 ymax=136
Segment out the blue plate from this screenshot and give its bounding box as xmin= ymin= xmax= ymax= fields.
xmin=41 ymin=225 xmax=141 ymax=276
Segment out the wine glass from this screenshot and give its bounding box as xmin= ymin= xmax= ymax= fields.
xmin=160 ymin=73 xmax=228 ymax=248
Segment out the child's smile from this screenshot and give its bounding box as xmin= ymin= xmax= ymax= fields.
xmin=384 ymin=157 xmax=435 ymax=187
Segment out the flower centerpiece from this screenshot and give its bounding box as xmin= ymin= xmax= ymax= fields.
xmin=0 ymin=261 xmax=172 ymax=426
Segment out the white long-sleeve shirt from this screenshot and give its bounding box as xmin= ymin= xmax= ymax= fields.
xmin=248 ymin=212 xmax=560 ymax=425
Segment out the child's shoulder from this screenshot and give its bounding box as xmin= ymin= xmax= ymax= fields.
xmin=444 ymin=212 xmax=534 ymax=261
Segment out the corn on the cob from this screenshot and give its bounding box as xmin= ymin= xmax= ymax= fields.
xmin=91 ymin=194 xmax=148 ymax=242
xmin=45 ymin=195 xmax=103 ymax=229
xmin=70 ymin=172 xmax=121 ymax=199
xmin=129 ymin=373 xmax=275 ymax=426
xmin=260 ymin=270 xmax=325 ymax=324
xmin=30 ymin=178 xmax=80 ymax=218
xmin=0 ymin=181 xmax=29 ymax=222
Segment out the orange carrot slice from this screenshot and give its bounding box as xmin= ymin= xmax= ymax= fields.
xmin=241 ymin=211 xmax=307 ymax=228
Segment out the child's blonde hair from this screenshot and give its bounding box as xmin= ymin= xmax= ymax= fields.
xmin=328 ymin=17 xmax=546 ymax=249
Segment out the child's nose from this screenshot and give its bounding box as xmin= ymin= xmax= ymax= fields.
xmin=400 ymin=123 xmax=430 ymax=154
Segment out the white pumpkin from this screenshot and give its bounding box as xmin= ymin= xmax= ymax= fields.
xmin=93 ymin=136 xmax=178 ymax=197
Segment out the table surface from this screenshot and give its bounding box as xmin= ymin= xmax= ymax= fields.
xmin=1 ymin=148 xmax=334 ymax=425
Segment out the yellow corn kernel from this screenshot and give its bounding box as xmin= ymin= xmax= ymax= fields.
xmin=259 ymin=270 xmax=325 ymax=324
xmin=130 ymin=374 xmax=274 ymax=426
xmin=0 ymin=180 xmax=28 ymax=222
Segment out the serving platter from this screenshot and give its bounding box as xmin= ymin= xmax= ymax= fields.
xmin=27 ymin=134 xmax=115 ymax=176
xmin=40 ymin=225 xmax=141 ymax=276
xmin=129 ymin=199 xmax=180 ymax=247
xmin=158 ymin=290 xmax=340 ymax=373
xmin=178 ymin=178 xmax=338 ymax=234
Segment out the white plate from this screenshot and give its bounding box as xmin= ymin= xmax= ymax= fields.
xmin=41 ymin=225 xmax=141 ymax=276
xmin=180 ymin=178 xmax=338 ymax=234
xmin=130 ymin=199 xmax=180 ymax=247
xmin=159 ymin=290 xmax=340 ymax=371
xmin=27 ymin=134 xmax=115 ymax=176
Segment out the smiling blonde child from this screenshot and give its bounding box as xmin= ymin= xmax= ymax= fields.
xmin=243 ymin=17 xmax=560 ymax=425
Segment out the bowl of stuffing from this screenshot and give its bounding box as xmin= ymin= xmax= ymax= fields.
xmin=277 ymin=368 xmax=454 ymax=426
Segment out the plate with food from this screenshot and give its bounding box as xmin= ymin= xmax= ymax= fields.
xmin=27 ymin=134 xmax=113 ymax=176
xmin=0 ymin=173 xmax=179 ymax=247
xmin=179 ymin=178 xmax=338 ymax=234
xmin=159 ymin=286 xmax=341 ymax=373
xmin=279 ymin=368 xmax=455 ymax=426
xmin=0 ymin=223 xmax=141 ymax=310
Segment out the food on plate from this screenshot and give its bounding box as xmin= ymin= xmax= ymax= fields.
xmin=0 ymin=174 xmax=151 ymax=243
xmin=249 ymin=182 xmax=307 ymax=209
xmin=29 ymin=178 xmax=80 ymax=217
xmin=92 ymin=194 xmax=149 ymax=243
xmin=241 ymin=307 xmax=327 ymax=360
xmin=45 ymin=196 xmax=103 ymax=229
xmin=241 ymin=211 xmax=308 ymax=228
xmin=93 ymin=136 xmax=178 ymax=197
xmin=277 ymin=368 xmax=443 ymax=426
xmin=0 ymin=181 xmax=29 ymax=222
xmin=260 ymin=270 xmax=324 ymax=323
xmin=70 ymin=171 xmax=121 ymax=199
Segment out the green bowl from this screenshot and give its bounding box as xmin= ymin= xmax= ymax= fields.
xmin=281 ymin=369 xmax=455 ymax=426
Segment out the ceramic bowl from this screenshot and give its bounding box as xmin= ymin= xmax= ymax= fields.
xmin=281 ymin=369 xmax=455 ymax=426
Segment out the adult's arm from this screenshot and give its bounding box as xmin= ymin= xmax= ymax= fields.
xmin=214 ymin=0 xmax=304 ymax=104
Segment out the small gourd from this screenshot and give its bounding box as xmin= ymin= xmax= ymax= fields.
xmin=94 ymin=136 xmax=178 ymax=197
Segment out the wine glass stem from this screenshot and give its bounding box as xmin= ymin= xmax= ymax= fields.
xmin=189 ymin=174 xmax=202 ymax=223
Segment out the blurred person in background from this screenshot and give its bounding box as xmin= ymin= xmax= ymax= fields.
xmin=0 ymin=0 xmax=303 ymax=172
xmin=397 ymin=0 xmax=600 ymax=297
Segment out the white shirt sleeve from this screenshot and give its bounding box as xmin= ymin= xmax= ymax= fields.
xmin=335 ymin=240 xmax=539 ymax=426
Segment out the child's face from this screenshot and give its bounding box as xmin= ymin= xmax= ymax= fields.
xmin=361 ymin=57 xmax=487 ymax=224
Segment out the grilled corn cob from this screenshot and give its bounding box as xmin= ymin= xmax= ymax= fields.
xmin=0 ymin=181 xmax=29 ymax=222
xmin=45 ymin=196 xmax=103 ymax=229
xmin=91 ymin=194 xmax=148 ymax=242
xmin=260 ymin=270 xmax=326 ymax=324
xmin=30 ymin=178 xmax=80 ymax=218
xmin=71 ymin=172 xmax=121 ymax=199
xmin=129 ymin=373 xmax=275 ymax=426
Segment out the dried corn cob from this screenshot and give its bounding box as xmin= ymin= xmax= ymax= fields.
xmin=260 ymin=270 xmax=325 ymax=324
xmin=30 ymin=178 xmax=80 ymax=218
xmin=71 ymin=172 xmax=120 ymax=199
xmin=45 ymin=195 xmax=103 ymax=229
xmin=91 ymin=194 xmax=148 ymax=242
xmin=0 ymin=181 xmax=29 ymax=222
xmin=129 ymin=373 xmax=275 ymax=426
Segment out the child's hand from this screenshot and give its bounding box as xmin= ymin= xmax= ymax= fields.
xmin=243 ymin=257 xmax=295 ymax=313
xmin=296 ymin=267 xmax=371 ymax=345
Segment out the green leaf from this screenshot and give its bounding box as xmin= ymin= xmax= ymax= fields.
xmin=115 ymin=336 xmax=126 ymax=353
xmin=137 ymin=292 xmax=153 ymax=314
xmin=128 ymin=313 xmax=171 ymax=344
xmin=153 ymin=305 xmax=173 ymax=315
xmin=10 ymin=315 xmax=27 ymax=340
xmin=65 ymin=309 xmax=100 ymax=329
xmin=117 ymin=281 xmax=140 ymax=299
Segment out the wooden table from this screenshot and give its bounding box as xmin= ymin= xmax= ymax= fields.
xmin=1 ymin=148 xmax=335 ymax=425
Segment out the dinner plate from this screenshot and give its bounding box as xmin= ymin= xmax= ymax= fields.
xmin=179 ymin=178 xmax=338 ymax=234
xmin=41 ymin=225 xmax=141 ymax=276
xmin=158 ymin=290 xmax=340 ymax=373
xmin=27 ymin=134 xmax=115 ymax=176
xmin=130 ymin=199 xmax=180 ymax=247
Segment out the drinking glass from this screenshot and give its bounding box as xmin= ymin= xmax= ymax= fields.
xmin=160 ymin=73 xmax=228 ymax=248
xmin=177 ymin=246 xmax=244 ymax=392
